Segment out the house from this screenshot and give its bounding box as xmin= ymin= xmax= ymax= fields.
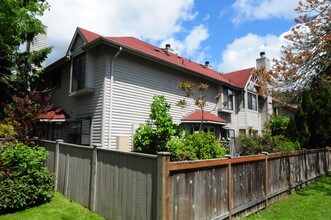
xmin=42 ymin=27 xmax=278 ymax=150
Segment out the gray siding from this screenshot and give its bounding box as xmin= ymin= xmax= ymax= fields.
xmin=109 ymin=57 xmax=219 ymax=150
xmin=71 ymin=35 xmax=85 ymax=55
xmin=47 ymin=47 xmax=108 ymax=145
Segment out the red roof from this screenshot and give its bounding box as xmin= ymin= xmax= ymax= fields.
xmin=181 ymin=110 xmax=227 ymax=124
xmin=77 ymin=27 xmax=253 ymax=89
xmin=78 ymin=27 xmax=101 ymax=43
xmin=222 ymin=67 xmax=254 ymax=88
xmin=38 ymin=108 xmax=70 ymax=121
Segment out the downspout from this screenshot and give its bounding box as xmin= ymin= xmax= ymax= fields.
xmin=107 ymin=47 xmax=122 ymax=149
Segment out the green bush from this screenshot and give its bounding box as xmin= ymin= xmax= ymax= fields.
xmin=239 ymin=133 xmax=300 ymax=155
xmin=168 ymin=132 xmax=227 ymax=161
xmin=0 ymin=142 xmax=54 ymax=214
xmin=0 ymin=123 xmax=16 ymax=139
xmin=134 ymin=95 xmax=181 ymax=154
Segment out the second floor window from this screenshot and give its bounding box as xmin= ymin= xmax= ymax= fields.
xmin=248 ymin=92 xmax=257 ymax=111
xmin=223 ymin=87 xmax=234 ymax=110
xmin=72 ymin=53 xmax=86 ymax=91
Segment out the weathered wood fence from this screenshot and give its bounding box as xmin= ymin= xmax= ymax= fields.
xmin=43 ymin=140 xmax=330 ymax=220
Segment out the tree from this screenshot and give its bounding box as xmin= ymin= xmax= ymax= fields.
xmin=0 ymin=0 xmax=51 ymax=114
xmin=1 ymin=91 xmax=52 ymax=145
xmin=133 ymin=95 xmax=180 ymax=154
xmin=177 ymin=81 xmax=221 ymax=131
xmin=254 ymin=0 xmax=330 ymax=96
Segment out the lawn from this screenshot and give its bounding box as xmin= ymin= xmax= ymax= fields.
xmin=0 ymin=192 xmax=105 ymax=220
xmin=245 ymin=173 xmax=331 ymax=220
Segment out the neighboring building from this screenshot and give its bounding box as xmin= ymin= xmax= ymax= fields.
xmin=26 ymin=27 xmax=47 ymax=67
xmin=42 ymin=27 xmax=279 ymax=150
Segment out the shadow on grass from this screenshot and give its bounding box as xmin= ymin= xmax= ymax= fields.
xmin=296 ymin=173 xmax=331 ymax=197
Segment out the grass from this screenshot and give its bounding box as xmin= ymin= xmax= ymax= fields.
xmin=0 ymin=192 xmax=105 ymax=220
xmin=245 ymin=173 xmax=331 ymax=220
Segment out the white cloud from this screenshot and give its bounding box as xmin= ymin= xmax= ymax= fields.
xmin=218 ymin=32 xmax=289 ymax=73
xmin=203 ymin=14 xmax=210 ymax=21
xmin=232 ymin=0 xmax=298 ymax=24
xmin=41 ymin=0 xmax=198 ymax=63
xmin=160 ymin=24 xmax=209 ymax=63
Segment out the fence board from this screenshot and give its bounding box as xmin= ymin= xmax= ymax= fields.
xmin=95 ymin=149 xmax=158 ymax=220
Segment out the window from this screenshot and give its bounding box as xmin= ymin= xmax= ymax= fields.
xmin=72 ymin=53 xmax=86 ymax=91
xmin=190 ymin=124 xmax=200 ymax=133
xmin=204 ymin=126 xmax=215 ymax=134
xmin=238 ymin=92 xmax=245 ymax=108
xmin=52 ymin=123 xmax=62 ymax=140
xmin=248 ymin=92 xmax=257 ymax=111
xmin=68 ymin=121 xmax=81 ymax=144
xmin=68 ymin=118 xmax=91 ymax=145
xmin=223 ymin=87 xmax=234 ymax=110
xmin=52 ymin=72 xmax=62 ymax=89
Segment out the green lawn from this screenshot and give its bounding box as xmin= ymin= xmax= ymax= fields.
xmin=0 ymin=192 xmax=105 ymax=220
xmin=245 ymin=173 xmax=331 ymax=220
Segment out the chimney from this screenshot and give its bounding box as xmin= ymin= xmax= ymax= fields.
xmin=256 ymin=51 xmax=270 ymax=71
xmin=164 ymin=44 xmax=174 ymax=53
xmin=204 ymin=61 xmax=212 ymax=69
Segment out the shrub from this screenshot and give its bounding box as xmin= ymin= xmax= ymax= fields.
xmin=167 ymin=137 xmax=197 ymax=161
xmin=239 ymin=133 xmax=300 ymax=155
xmin=266 ymin=115 xmax=290 ymax=136
xmin=273 ymin=135 xmax=300 ymax=153
xmin=0 ymin=142 xmax=54 ymax=214
xmin=134 ymin=95 xmax=181 ymax=154
xmin=168 ymin=132 xmax=228 ymax=161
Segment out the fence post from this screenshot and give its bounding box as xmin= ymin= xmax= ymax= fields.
xmin=287 ymin=155 xmax=292 ymax=193
xmin=262 ymin=152 xmax=269 ymax=208
xmin=54 ymin=139 xmax=63 ymax=191
xmin=157 ymin=152 xmax=171 ymax=220
xmin=302 ymin=148 xmax=308 ymax=183
xmin=90 ymin=144 xmax=100 ymax=212
xmin=225 ymin=154 xmax=233 ymax=220
xmin=326 ymin=147 xmax=330 ymax=172
xmin=317 ymin=149 xmax=320 ymax=176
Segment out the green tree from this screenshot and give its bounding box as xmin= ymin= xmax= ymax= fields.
xmin=294 ymin=76 xmax=331 ymax=148
xmin=0 ymin=0 xmax=51 ymax=115
xmin=134 ymin=95 xmax=180 ymax=154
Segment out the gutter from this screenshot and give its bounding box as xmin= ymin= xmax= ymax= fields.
xmin=104 ymin=46 xmax=122 ymax=149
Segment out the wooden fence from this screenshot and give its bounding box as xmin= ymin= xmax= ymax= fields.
xmin=167 ymin=149 xmax=331 ymax=219
xmin=43 ymin=140 xmax=330 ymax=220
xmin=43 ymin=140 xmax=169 ymax=220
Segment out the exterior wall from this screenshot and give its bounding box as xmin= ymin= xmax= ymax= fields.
xmin=45 ymin=46 xmax=108 ymax=145
xmin=108 ymin=54 xmax=219 ymax=150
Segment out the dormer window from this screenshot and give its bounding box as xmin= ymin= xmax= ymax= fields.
xmin=223 ymin=87 xmax=234 ymax=110
xmin=72 ymin=53 xmax=86 ymax=91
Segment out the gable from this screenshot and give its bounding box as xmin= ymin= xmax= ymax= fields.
xmin=70 ymin=35 xmax=85 ymax=55
xmin=66 ymin=28 xmax=101 ymax=56
xmin=222 ymin=68 xmax=254 ymax=89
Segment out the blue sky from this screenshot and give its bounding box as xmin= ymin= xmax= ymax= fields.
xmin=42 ymin=0 xmax=299 ymax=73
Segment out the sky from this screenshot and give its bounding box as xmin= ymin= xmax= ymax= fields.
xmin=41 ymin=0 xmax=299 ymax=73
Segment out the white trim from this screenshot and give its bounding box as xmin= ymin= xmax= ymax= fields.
xmin=39 ymin=119 xmax=66 ymax=122
xmin=181 ymin=120 xmax=227 ymax=125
